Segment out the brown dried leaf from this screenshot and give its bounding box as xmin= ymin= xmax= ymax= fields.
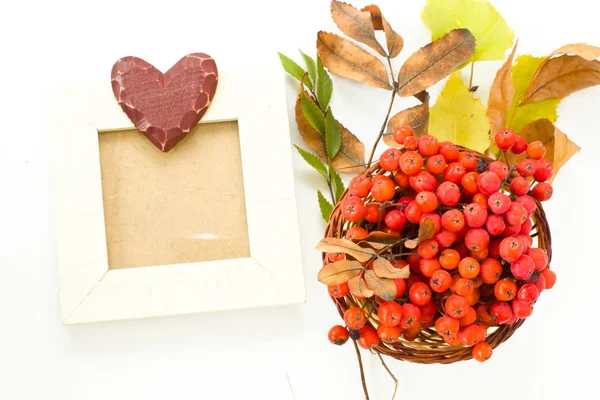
xmin=361 ymin=4 xmax=404 ymax=58
xmin=418 ymin=217 xmax=436 ymax=243
xmin=404 ymin=239 xmax=418 ymax=249
xmin=355 ymin=231 xmax=405 ymax=247
xmin=517 ymin=119 xmax=581 ymax=182
xmin=487 ymin=41 xmax=518 ymax=139
xmin=383 ymin=102 xmax=430 ymax=147
xmin=348 ymin=274 xmax=374 ymax=298
xmin=373 ymin=257 xmax=410 ymax=279
xmin=330 ymin=1 xmax=387 ymax=57
xmin=316 ymin=237 xmax=377 ymax=262
xmin=318 ymin=260 xmax=364 ymax=286
xmin=397 ymin=29 xmax=475 ymax=97
xmin=523 ymin=55 xmax=600 ymax=104
xmin=364 ymin=271 xmax=397 ymax=301
xmin=317 ymin=31 xmax=393 ymax=90
xmin=294 ymin=87 xmax=366 ymax=173
xmin=548 ymin=43 xmax=600 ymax=61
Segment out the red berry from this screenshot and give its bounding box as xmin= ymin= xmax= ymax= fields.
xmin=527 ymin=248 xmax=549 ymax=271
xmin=404 ymin=201 xmax=422 ymax=224
xmin=499 ymin=237 xmax=524 ymax=262
xmin=394 ymin=171 xmax=410 ymax=188
xmin=511 ymin=254 xmax=535 ymax=280
xmin=504 ymin=202 xmax=528 ymax=226
xmin=488 ymin=161 xmax=509 ymax=181
xmin=328 ymin=325 xmax=350 ymax=345
xmin=378 ymin=301 xmax=403 ymax=327
xmin=461 ymin=171 xmax=480 ymax=194
xmin=464 ymin=203 xmax=487 ymax=228
xmin=435 ymin=229 xmax=458 ymax=248
xmin=344 ymin=307 xmax=367 ymax=330
xmin=371 ymin=175 xmax=396 ymax=202
xmin=516 ymin=195 xmax=537 ymax=216
xmin=380 ymin=148 xmax=402 ymax=172
xmin=472 ymin=341 xmax=493 ymax=362
xmin=516 ymin=158 xmax=537 ymax=177
xmin=465 ymin=228 xmax=490 ymax=252
xmin=459 ymin=152 xmax=478 ymax=171
xmin=393 ymin=125 xmax=414 ymax=145
xmin=518 ymin=283 xmax=540 ymax=304
xmin=511 ymin=299 xmax=533 ymax=319
xmin=436 ymin=181 xmax=461 ymax=206
xmin=494 ymin=278 xmax=517 ymax=301
xmin=404 ymin=135 xmax=417 ymax=150
xmin=541 ymin=269 xmax=556 ymax=289
xmin=490 ymin=301 xmax=513 ymax=324
xmin=419 ymin=258 xmax=441 ymax=277
xmin=458 ymin=256 xmax=481 ymax=279
xmin=341 ymin=196 xmax=366 ymax=222
xmin=409 ymin=282 xmax=432 ymax=306
xmin=485 ymin=214 xmax=506 ymax=236
xmin=488 ymin=192 xmax=511 ymax=215
xmin=494 ymin=128 xmax=516 ymax=150
xmin=418 ymin=134 xmax=440 ymax=156
xmin=399 ymin=151 xmax=424 ymax=176
xmin=458 ymin=324 xmax=482 ymax=347
xmin=477 ymin=171 xmax=501 ymax=195
xmin=383 ymin=210 xmax=406 ymax=230
xmin=415 ymin=191 xmax=438 ymax=213
xmin=393 ymin=278 xmax=407 ymax=298
xmin=409 ymin=170 xmax=437 ymax=192
xmin=510 ymin=177 xmax=529 ymax=196
xmin=440 ymin=248 xmax=460 ymax=270
xmin=520 ymin=219 xmax=533 ymax=235
xmin=400 ymin=303 xmax=422 ymax=329
xmin=441 ymin=209 xmax=465 ymax=233
xmin=418 ymin=239 xmax=439 ymax=259
xmin=511 ymin=135 xmax=528 ymax=155
xmin=444 ymin=162 xmax=467 ymax=183
xmin=439 ymin=141 xmax=460 ymax=162
xmin=445 ymin=295 xmax=470 ymax=318
xmin=480 ymin=258 xmax=503 ymax=284
xmin=346 ymin=226 xmax=368 ymax=240
xmin=349 ymin=175 xmax=372 ymax=198
xmin=532 ymin=182 xmax=553 ymax=201
xmin=357 ymin=326 xmax=379 ymax=349
xmin=328 ymin=282 xmax=350 ymax=298
xmin=435 ymin=316 xmax=460 ymax=339
xmin=460 ymin=307 xmax=478 ymax=327
xmin=430 ymin=269 xmax=453 ymax=292
xmin=396 ymin=196 xmax=413 ymax=211
xmin=327 ymin=252 xmax=345 ymax=262
xmin=426 ymin=154 xmax=447 ymax=175
xmin=454 ymin=277 xmax=474 ymax=296
xmin=377 ymin=324 xmax=402 ymax=344
xmin=364 ymin=203 xmax=385 ymax=223
xmin=527 ymin=141 xmax=546 ymax=160
xmin=533 ymin=158 xmax=553 ymax=182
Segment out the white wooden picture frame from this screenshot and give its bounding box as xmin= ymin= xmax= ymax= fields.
xmin=48 ymin=67 xmax=305 ymax=324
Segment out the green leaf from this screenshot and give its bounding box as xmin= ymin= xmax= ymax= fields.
xmin=507 ymin=55 xmax=561 ymax=132
xmin=300 ymin=92 xmax=326 ymax=135
xmin=429 ymin=72 xmax=490 ymax=153
xmin=299 ymin=49 xmax=317 ymax=86
xmin=278 ymin=52 xmax=312 ymax=90
xmin=325 ymin=111 xmax=342 ymax=159
xmin=421 ymin=0 xmax=514 ymax=63
xmin=316 ymin=55 xmax=333 ymax=110
xmin=330 ymin=166 xmax=345 ymax=202
xmin=317 ymin=190 xmax=334 ymax=222
xmin=294 ymin=145 xmax=329 ymax=181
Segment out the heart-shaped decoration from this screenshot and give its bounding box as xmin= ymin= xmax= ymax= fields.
xmin=111 ymin=53 xmax=218 ymax=152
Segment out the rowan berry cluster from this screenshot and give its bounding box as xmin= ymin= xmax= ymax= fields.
xmin=326 ymin=126 xmax=556 ymax=362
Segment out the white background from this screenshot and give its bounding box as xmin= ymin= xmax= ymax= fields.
xmin=1 ymin=0 xmax=599 ymax=399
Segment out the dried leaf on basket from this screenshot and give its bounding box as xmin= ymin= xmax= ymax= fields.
xmin=373 ymin=257 xmax=410 ymax=279
xmin=318 ymin=259 xmax=364 ymax=285
xmin=364 ymin=270 xmax=397 ymax=300
xmin=383 ymin=102 xmax=430 ymax=147
xmin=418 ymin=216 xmax=437 ymax=243
xmin=361 ymin=4 xmax=404 ymax=58
xmin=397 ymin=29 xmax=475 ymax=97
xmin=348 ymin=274 xmax=374 ymax=298
xmin=355 ymin=231 xmax=405 ymax=248
xmin=316 ymin=237 xmax=377 ymax=262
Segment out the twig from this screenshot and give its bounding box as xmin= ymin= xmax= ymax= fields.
xmin=468 ymin=62 xmax=475 ymax=90
xmin=376 ymin=352 xmax=399 ymax=400
xmin=502 ymin=150 xmax=511 ymax=169
xmin=286 ymin=372 xmax=297 ymax=400
xmin=353 ymin=340 xmax=370 ymax=400
xmin=327 ymin=167 xmax=336 ymax=204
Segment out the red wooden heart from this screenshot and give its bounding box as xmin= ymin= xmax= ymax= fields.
xmin=111 ymin=53 xmax=218 ymax=152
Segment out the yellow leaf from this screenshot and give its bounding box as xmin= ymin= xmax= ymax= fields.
xmin=421 ymin=0 xmax=514 ymax=62
xmin=429 ymin=72 xmax=489 ymax=152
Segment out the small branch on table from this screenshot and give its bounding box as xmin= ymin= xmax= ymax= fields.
xmin=376 ymin=352 xmax=399 ymax=400
xmin=353 ymin=340 xmax=370 ymax=400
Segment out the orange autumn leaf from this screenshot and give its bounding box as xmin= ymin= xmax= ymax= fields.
xmin=383 ymin=102 xmax=430 ymax=147
xmin=487 ymin=41 xmax=518 ymax=141
xmin=330 ymin=0 xmax=386 ymax=57
xmin=361 ymin=4 xmax=404 ymax=58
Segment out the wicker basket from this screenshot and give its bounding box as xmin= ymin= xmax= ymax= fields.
xmin=323 ymin=150 xmax=552 ymax=364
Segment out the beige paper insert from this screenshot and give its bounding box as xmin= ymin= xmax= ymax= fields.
xmin=98 ymin=121 xmax=250 ymax=269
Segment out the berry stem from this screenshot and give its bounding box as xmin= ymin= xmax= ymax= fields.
xmin=376 ymin=352 xmax=399 ymax=400
xmin=352 ymin=340 xmax=370 ymax=400
xmin=468 ymin=62 xmax=475 ymax=91
xmin=502 ymin=150 xmax=512 ymax=169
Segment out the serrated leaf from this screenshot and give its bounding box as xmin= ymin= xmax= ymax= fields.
xmin=429 ymin=72 xmax=490 ymax=153
xmin=300 ymin=92 xmax=326 ymax=135
xmin=316 ymin=56 xmax=333 ymax=110
xmin=418 ymin=217 xmax=437 ymax=243
xmin=278 ymin=52 xmax=312 ymax=90
xmin=325 ymin=111 xmax=342 ymax=159
xmin=295 ymin=86 xmax=365 ymax=173
xmin=373 ymin=257 xmax=410 ymax=279
xmin=330 ymin=166 xmax=345 ymax=201
xmin=361 ymin=4 xmax=404 ymax=58
xmin=318 ymin=259 xmax=364 ymax=285
xmin=421 ymin=0 xmax=514 ymax=63
xmin=299 ymin=49 xmax=317 ymax=86
xmin=383 ymin=102 xmax=430 ymax=147
xmin=317 ymin=31 xmax=393 ymax=90
xmin=330 ymin=0 xmax=387 ymax=57
xmin=294 ymin=145 xmax=329 ymax=181
xmin=364 ymin=270 xmax=397 ymax=300
xmin=348 ymin=275 xmax=374 ymax=298
xmin=487 ymin=41 xmax=518 ymax=140
xmin=317 ymin=190 xmax=334 ymax=221
xmin=316 ymin=237 xmax=377 ymax=263
xmin=397 ymin=29 xmax=475 ymax=97
xmin=507 ymin=55 xmax=561 ymax=132
xmin=522 ymin=55 xmax=600 ymax=104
